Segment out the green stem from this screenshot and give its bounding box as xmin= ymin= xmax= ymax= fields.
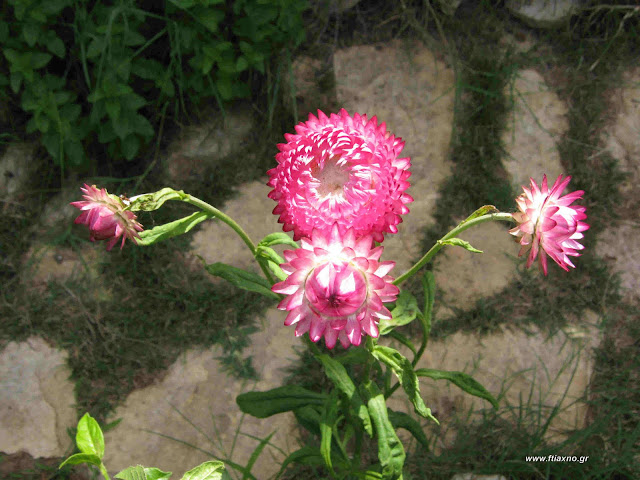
xmin=99 ymin=463 xmax=111 ymax=480
xmin=183 ymin=194 xmax=276 ymax=285
xmin=385 ymin=212 xmax=515 ymax=399
xmin=393 ymin=212 xmax=515 ymax=286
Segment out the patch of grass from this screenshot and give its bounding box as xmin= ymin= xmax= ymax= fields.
xmin=419 ymin=3 xmax=516 ymax=256
xmin=2 ymin=234 xmax=273 ymax=420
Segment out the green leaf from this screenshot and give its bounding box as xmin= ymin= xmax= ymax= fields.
xmin=76 ymin=413 xmax=105 ymax=458
xmin=0 ymin=21 xmax=9 ymax=42
xmin=294 ymin=405 xmax=321 ymax=436
xmin=129 ymin=188 xmax=188 ymax=211
xmin=439 ymin=238 xmax=483 ymax=253
xmin=64 ymin=140 xmax=85 ymax=166
xmin=22 ymin=23 xmax=40 ymax=46
xmin=181 ymin=461 xmax=229 ymax=480
xmin=387 ymin=410 xmax=429 ymax=451
xmin=59 ymin=453 xmax=102 ymax=469
xmin=122 ymin=135 xmax=140 ymax=160
xmin=361 ymin=382 xmax=405 ymax=480
xmin=236 ymin=56 xmax=248 ymax=72
xmin=216 ymin=75 xmax=233 ymax=100
xmin=133 ymin=114 xmax=154 ymax=138
xmin=31 ymin=52 xmax=52 ymax=69
xmin=275 ymin=446 xmax=324 ymax=479
xmin=237 ymin=386 xmax=327 ymax=418
xmin=137 ymin=211 xmax=211 ymax=246
xmin=47 ymin=34 xmax=66 ymax=58
xmin=422 ymin=271 xmax=435 ymax=323
xmin=379 ymin=290 xmax=419 ymax=335
xmin=371 ymin=345 xmax=438 ymax=424
xmin=320 ymin=390 xmax=338 ymax=474
xmin=254 ymin=246 xmax=287 ymax=281
xmin=415 ymin=368 xmax=499 ymax=409
xmin=192 ymin=6 xmax=225 ymax=33
xmin=204 ymin=262 xmax=279 ymax=299
xmin=10 ymin=72 xmax=22 ymax=94
xmin=315 ymin=353 xmax=372 ymax=436
xmin=86 ymin=38 xmax=104 ymax=59
xmin=106 ymin=99 xmax=121 ymax=121
xmin=115 ymin=465 xmax=146 ymax=480
xmin=460 ymin=205 xmax=498 ymax=225
xmin=144 ymin=467 xmax=173 ymax=480
xmin=257 ymin=232 xmax=298 ymax=249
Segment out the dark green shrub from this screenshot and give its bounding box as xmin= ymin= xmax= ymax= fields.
xmin=0 ymin=0 xmax=307 ymax=170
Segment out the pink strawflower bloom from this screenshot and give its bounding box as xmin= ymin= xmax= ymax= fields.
xmin=267 ymin=109 xmax=412 ymax=243
xmin=272 ymin=225 xmax=399 ymax=349
xmin=71 ymin=184 xmax=143 ymax=251
xmin=510 ymin=175 xmax=589 ymax=275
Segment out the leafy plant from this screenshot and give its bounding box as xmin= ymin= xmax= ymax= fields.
xmin=0 ymin=0 xmax=308 ymax=171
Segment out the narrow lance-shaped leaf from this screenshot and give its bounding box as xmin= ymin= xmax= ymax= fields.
xmin=237 ymin=386 xmax=327 ymax=418
xmin=294 ymin=405 xmax=322 ymax=436
xmin=416 ymin=368 xmax=499 ymax=409
xmin=387 ymin=409 xmax=430 ymax=451
xmin=320 ymin=390 xmax=339 ymax=474
xmin=129 ymin=187 xmax=188 ymax=211
xmin=204 ymin=262 xmax=279 ymax=300
xmin=360 ymin=381 xmax=405 ymax=480
xmin=438 ymin=238 xmax=483 ymax=253
xmin=371 ymin=345 xmax=438 ymax=424
xmin=136 ymin=212 xmax=211 ymax=246
xmin=379 ymin=290 xmax=420 ymax=335
xmin=257 ymin=232 xmax=299 ymax=249
xmin=254 ymin=246 xmax=287 ymax=281
xmin=315 ymin=353 xmax=372 ymax=436
xmin=275 ymin=446 xmax=325 ymax=480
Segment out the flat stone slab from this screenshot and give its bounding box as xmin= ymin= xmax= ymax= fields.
xmin=434 ymin=222 xmax=519 ymax=312
xmin=598 ymin=68 xmax=640 ymax=301
xmin=103 ymin=309 xmax=301 ymax=479
xmin=0 ymin=337 xmax=76 ymax=458
xmin=387 ymin=311 xmax=601 ymax=447
xmin=334 ymin=39 xmax=456 ymax=272
xmin=506 ymin=0 xmax=581 ymax=29
xmin=502 ymin=69 xmax=568 ymax=190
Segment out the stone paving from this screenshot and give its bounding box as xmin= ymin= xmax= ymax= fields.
xmin=2 ymin=32 xmax=638 ymax=480
xmin=0 ymin=338 xmax=76 ymax=458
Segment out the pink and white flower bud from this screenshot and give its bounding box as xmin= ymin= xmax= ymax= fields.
xmin=71 ymin=184 xmax=143 ymax=251
xmin=510 ymin=175 xmax=589 ymax=275
xmin=272 ymin=225 xmax=399 ymax=349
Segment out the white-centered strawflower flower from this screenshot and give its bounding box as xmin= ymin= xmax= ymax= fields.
xmin=272 ymin=225 xmax=399 ymax=349
xmin=267 ymin=109 xmax=412 ymax=243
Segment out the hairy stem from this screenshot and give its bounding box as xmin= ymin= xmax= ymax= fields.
xmin=393 ymin=212 xmax=515 ymax=286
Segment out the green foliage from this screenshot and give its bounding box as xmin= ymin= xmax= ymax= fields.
xmin=0 ymin=0 xmax=308 ymax=171
xmin=61 ymin=413 xmax=231 ymax=480
xmin=137 ymin=211 xmax=212 ymax=246
xmin=204 ymin=262 xmax=280 ymax=299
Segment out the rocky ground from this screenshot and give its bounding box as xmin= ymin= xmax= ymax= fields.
xmin=1 ymin=3 xmax=639 ymax=480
